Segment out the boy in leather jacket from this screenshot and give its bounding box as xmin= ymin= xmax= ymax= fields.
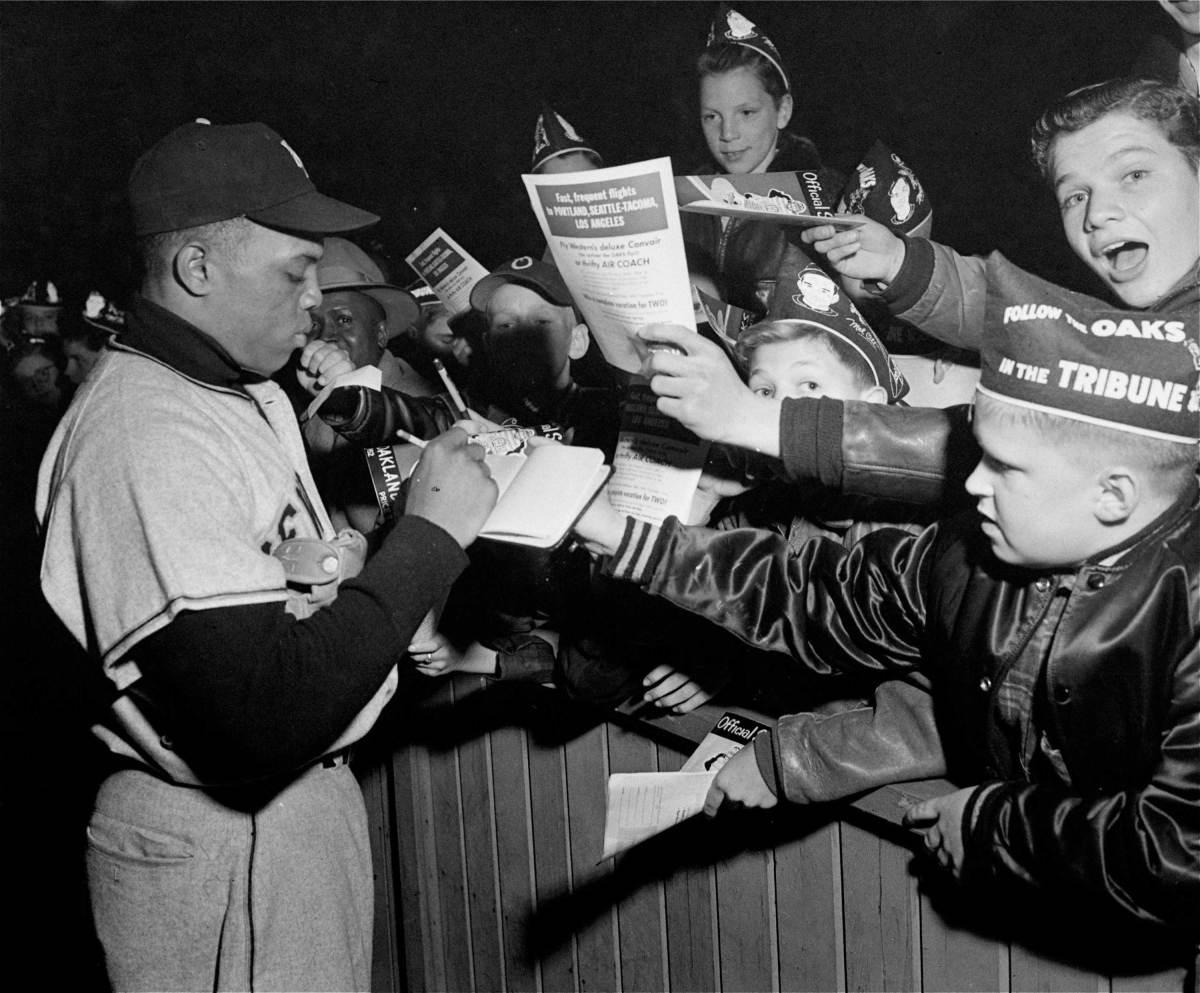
xmin=573 ymin=261 xmax=1200 ymax=933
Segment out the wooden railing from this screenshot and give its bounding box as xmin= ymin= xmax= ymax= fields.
xmin=355 ymin=675 xmax=1193 ymax=993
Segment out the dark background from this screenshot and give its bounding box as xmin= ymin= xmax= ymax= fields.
xmin=0 ymin=0 xmax=1177 ymax=309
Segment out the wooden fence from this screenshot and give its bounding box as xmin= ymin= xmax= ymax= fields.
xmin=354 ymin=675 xmax=1193 ymax=993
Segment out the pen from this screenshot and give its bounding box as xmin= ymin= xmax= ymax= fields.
xmin=394 ymin=428 xmax=427 ymax=449
xmin=433 ymin=358 xmax=469 ymax=420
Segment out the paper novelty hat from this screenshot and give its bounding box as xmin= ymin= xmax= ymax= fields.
xmin=532 ymin=104 xmax=602 ymax=172
xmin=82 ymin=291 xmax=126 ymax=335
xmin=837 ymin=141 xmax=932 ymax=238
xmin=317 ymin=237 xmax=420 ymax=339
xmin=766 ymin=243 xmax=909 ymax=402
xmin=129 ymin=119 xmax=379 ymax=236
xmin=705 ymin=4 xmax=790 ymax=94
xmin=978 ymin=260 xmax=1199 ymax=443
xmin=18 ymin=279 xmax=62 ymax=309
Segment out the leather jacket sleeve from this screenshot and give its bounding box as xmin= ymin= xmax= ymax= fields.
xmin=772 ymin=674 xmax=947 ymax=803
xmin=316 ymin=385 xmax=461 ymax=445
xmin=963 ymin=636 xmax=1200 ymax=930
xmin=778 ymin=397 xmax=978 ymax=509
xmin=609 ymin=516 xmax=935 ymax=678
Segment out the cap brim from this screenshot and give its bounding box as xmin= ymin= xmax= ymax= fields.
xmin=249 ymin=189 xmax=379 ymax=235
xmin=320 ymin=281 xmax=419 ymax=338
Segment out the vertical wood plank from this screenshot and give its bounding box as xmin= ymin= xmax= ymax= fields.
xmin=393 ymin=738 xmax=444 ymax=992
xmin=714 ymin=842 xmax=776 ymax=992
xmin=775 ymin=819 xmax=844 ymax=993
xmin=917 ymin=882 xmax=1007 ymax=993
xmin=427 ymin=681 xmax=473 ymax=992
xmin=840 ymin=821 xmax=920 ymax=992
xmin=453 ymin=678 xmax=505 ymax=993
xmin=609 ymin=723 xmax=667 ymax=992
xmin=565 ymin=722 xmax=619 ymax=993
xmin=490 ymin=723 xmax=538 ymax=992
xmin=357 ymin=758 xmax=401 ymax=993
xmin=658 ymin=746 xmax=719 ymax=993
xmin=529 ymin=733 xmax=577 ymax=992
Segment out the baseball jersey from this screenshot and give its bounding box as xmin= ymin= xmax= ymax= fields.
xmin=37 ymin=333 xmax=398 ymax=783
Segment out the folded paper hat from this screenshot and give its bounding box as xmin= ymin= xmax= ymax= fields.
xmin=19 ymin=279 xmax=62 ymax=308
xmin=129 ymin=118 xmax=379 ymax=236
xmin=979 ymin=260 xmax=1200 ymax=443
xmin=470 ymin=256 xmax=574 ymax=312
xmin=82 ymin=291 xmax=126 ymax=335
xmin=532 ymin=103 xmax=602 ymax=172
xmin=706 ymin=4 xmax=790 ymax=94
xmin=767 ymin=243 xmax=909 ymax=402
xmin=837 ymin=141 xmax=932 ymax=238
xmin=318 ymin=237 xmax=420 ymax=339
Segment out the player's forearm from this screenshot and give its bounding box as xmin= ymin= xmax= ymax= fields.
xmin=132 ymin=516 xmax=468 ymax=783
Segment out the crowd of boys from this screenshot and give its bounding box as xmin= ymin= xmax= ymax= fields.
xmin=4 ymin=4 xmax=1197 ymax=989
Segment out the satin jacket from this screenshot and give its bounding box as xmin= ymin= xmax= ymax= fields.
xmin=606 ymin=488 xmax=1200 ymax=930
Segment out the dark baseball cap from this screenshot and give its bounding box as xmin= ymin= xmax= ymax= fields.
xmin=128 ymin=119 xmax=379 ymax=237
xmin=469 ymin=256 xmax=574 ymax=313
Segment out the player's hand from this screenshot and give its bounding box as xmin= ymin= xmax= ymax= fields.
xmin=703 ymin=742 xmax=778 ymax=817
xmin=640 ymin=664 xmax=723 ymax=714
xmin=404 ymin=427 xmax=497 ymax=548
xmin=572 ymin=491 xmax=627 ymax=556
xmin=799 ymin=216 xmax=905 ymax=284
xmin=902 ymin=786 xmax=973 ymax=879
xmin=637 ymin=325 xmax=780 ymax=454
xmin=296 ymin=339 xmax=356 ymax=396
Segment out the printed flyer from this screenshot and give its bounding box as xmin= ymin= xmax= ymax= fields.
xmin=523 ymin=157 xmax=709 ymax=524
xmin=522 ymin=157 xmax=697 ymax=374
xmin=405 ymin=227 xmax=489 ymax=315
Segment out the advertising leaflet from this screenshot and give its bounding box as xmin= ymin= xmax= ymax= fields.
xmin=405 ymin=227 xmax=490 ymax=315
xmin=522 ymin=157 xmax=708 ymax=523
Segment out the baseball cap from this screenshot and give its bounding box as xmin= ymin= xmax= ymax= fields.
xmin=128 ymin=119 xmax=379 ymax=237
xmin=470 ymin=256 xmax=574 ymax=312
xmin=317 ymin=238 xmax=420 ymax=339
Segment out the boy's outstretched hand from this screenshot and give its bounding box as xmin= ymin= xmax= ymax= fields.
xmin=703 ymin=742 xmax=778 ymax=817
xmin=638 ymin=324 xmax=780 ymax=455
xmin=902 ymin=786 xmax=973 ymax=879
xmin=572 ymin=490 xmax=628 ymax=556
xmin=800 ymin=216 xmax=907 ymax=285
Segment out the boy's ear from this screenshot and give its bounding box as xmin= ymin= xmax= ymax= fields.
xmin=860 ymin=384 xmax=888 ymax=406
xmin=568 ymin=322 xmax=590 ymax=361
xmin=375 ymin=320 xmax=389 ymax=351
xmin=1094 ymin=468 xmax=1139 ymax=525
xmin=173 ymin=243 xmax=215 ymax=298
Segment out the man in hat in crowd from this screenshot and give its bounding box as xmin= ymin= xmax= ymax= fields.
xmin=35 ymin=118 xmax=497 ymax=991
xmin=9 ymin=278 xmax=64 ymax=338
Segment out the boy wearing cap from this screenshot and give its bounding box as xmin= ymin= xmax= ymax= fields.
xmin=574 ymin=266 xmax=1200 ymax=933
xmin=36 ymin=119 xmax=497 ymax=990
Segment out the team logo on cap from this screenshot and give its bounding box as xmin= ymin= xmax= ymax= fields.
xmin=724 ymin=9 xmax=757 ymax=39
xmin=511 ymin=257 xmax=534 ymax=270
xmin=792 ymin=270 xmax=840 ymax=315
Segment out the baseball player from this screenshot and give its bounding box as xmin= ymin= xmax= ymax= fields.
xmin=35 ymin=119 xmax=497 ymax=991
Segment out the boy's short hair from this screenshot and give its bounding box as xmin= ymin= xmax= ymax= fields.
xmin=1030 ymin=76 xmax=1200 ymax=180
xmin=736 ymin=318 xmax=879 ymax=395
xmin=974 ymin=391 xmax=1198 ymax=498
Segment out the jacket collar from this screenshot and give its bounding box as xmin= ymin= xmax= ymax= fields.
xmin=117 ymin=293 xmax=269 ymax=394
xmin=1085 ymin=477 xmax=1199 ymax=566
